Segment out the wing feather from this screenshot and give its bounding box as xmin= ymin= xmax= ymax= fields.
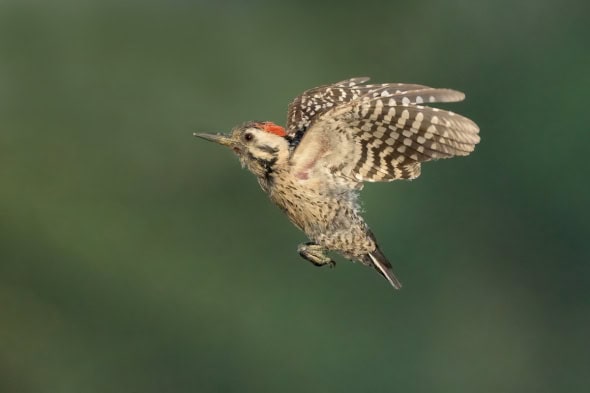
xmin=286 ymin=77 xmax=432 ymax=135
xmin=289 ymin=86 xmax=479 ymax=184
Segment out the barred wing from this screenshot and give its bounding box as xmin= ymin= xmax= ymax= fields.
xmin=286 ymin=77 xmax=433 ymax=135
xmin=289 ymin=88 xmax=480 ymax=184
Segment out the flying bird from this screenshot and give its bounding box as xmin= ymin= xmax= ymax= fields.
xmin=195 ymin=77 xmax=479 ymax=289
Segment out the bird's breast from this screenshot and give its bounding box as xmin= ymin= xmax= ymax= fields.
xmin=266 ymin=174 xmax=361 ymax=237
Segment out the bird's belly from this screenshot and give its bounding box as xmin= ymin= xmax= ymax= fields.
xmin=270 ymin=185 xmax=373 ymax=255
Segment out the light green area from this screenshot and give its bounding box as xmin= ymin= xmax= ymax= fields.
xmin=1 ymin=1 xmax=588 ymax=392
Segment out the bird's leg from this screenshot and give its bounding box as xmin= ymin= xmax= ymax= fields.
xmin=297 ymin=242 xmax=336 ymax=268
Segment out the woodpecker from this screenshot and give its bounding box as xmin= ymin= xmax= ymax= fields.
xmin=195 ymin=77 xmax=479 ymax=289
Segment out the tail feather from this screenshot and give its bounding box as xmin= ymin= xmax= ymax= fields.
xmin=367 ymin=248 xmax=402 ymax=290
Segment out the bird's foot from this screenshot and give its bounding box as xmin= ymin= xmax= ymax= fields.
xmin=297 ymin=242 xmax=336 ymax=268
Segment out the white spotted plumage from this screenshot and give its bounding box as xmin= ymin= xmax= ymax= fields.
xmin=288 ymin=78 xmax=479 ymax=184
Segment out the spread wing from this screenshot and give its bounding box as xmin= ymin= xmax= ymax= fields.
xmin=286 ymin=77 xmax=431 ymax=135
xmin=289 ymin=85 xmax=480 ymax=184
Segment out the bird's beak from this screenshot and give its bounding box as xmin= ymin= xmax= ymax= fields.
xmin=193 ymin=132 xmax=235 ymax=147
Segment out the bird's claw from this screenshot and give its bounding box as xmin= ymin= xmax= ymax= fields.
xmin=297 ymin=242 xmax=336 ymax=268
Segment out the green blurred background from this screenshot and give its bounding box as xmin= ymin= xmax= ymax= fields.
xmin=1 ymin=0 xmax=588 ymax=392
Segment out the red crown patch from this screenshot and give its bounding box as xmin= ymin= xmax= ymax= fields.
xmin=260 ymin=122 xmax=286 ymax=137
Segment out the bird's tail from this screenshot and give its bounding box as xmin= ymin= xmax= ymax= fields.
xmin=366 ymin=247 xmax=402 ymax=290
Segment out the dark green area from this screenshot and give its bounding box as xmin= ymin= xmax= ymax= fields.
xmin=1 ymin=1 xmax=588 ymax=392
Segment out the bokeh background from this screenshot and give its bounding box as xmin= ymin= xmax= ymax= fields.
xmin=1 ymin=0 xmax=588 ymax=392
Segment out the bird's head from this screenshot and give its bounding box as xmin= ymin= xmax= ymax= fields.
xmin=194 ymin=121 xmax=290 ymax=178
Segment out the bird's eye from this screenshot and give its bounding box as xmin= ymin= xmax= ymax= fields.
xmin=244 ymin=133 xmax=253 ymax=142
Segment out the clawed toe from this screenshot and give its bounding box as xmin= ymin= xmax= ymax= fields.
xmin=297 ymin=242 xmax=335 ymax=268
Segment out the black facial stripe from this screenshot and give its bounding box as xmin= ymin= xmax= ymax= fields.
xmin=262 ymin=157 xmax=278 ymax=182
xmin=246 ymin=152 xmax=278 ymax=181
xmin=259 ymin=145 xmax=279 ymax=155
